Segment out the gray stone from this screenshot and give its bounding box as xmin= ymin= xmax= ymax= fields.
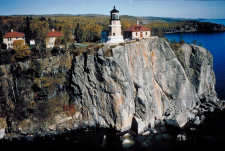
xmin=193 ymin=116 xmax=201 ymax=125
xmin=149 ymin=128 xmax=157 ymax=134
xmin=0 ymin=38 xmax=218 ymax=133
xmin=176 ymin=134 xmax=186 ymax=141
xmin=132 ymin=117 xmax=147 ymax=134
xmin=122 ymin=139 xmax=130 ymax=144
xmin=165 ymin=113 xmax=187 ymax=127
xmin=191 ymin=109 xmax=198 ymax=115
xmin=208 ymin=106 xmax=214 ymax=112
xmin=0 ymin=129 xmax=5 ymax=139
xmin=142 ymin=131 xmax=150 ymax=136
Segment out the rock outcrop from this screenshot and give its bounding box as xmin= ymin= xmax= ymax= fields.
xmin=69 ymin=38 xmax=220 ymax=132
xmin=0 ymin=38 xmax=221 ymax=138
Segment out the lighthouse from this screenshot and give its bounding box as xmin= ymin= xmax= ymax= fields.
xmin=106 ymin=6 xmax=124 ymax=44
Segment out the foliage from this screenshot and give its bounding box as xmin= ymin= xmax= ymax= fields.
xmin=164 ymin=37 xmax=169 ymax=43
xmin=170 ymin=39 xmax=177 ymax=43
xmin=29 ymin=60 xmax=43 ymax=78
xmin=12 ymin=40 xmax=30 ymax=61
xmin=192 ymin=40 xmax=197 ymax=44
xmin=179 ymin=40 xmax=185 ymax=45
xmin=169 ymin=40 xmax=183 ymax=51
xmin=103 ymin=49 xmax=112 ymax=57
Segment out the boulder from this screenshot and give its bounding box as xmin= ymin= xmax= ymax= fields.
xmin=208 ymin=106 xmax=214 ymax=112
xmin=131 ymin=117 xmax=148 ymax=134
xmin=142 ymin=131 xmax=150 ymax=136
xmin=149 ymin=128 xmax=157 ymax=134
xmin=193 ymin=116 xmax=201 ymax=125
xmin=0 ymin=129 xmax=5 ymax=139
xmin=122 ymin=139 xmax=130 ymax=144
xmin=191 ymin=109 xmax=198 ymax=115
xmin=176 ymin=134 xmax=187 ymax=142
xmin=165 ymin=113 xmax=187 ymax=127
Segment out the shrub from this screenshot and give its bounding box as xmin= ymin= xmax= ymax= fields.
xmin=103 ymin=49 xmax=112 ymax=57
xmin=70 ymin=47 xmax=84 ymax=56
xmin=179 ymin=40 xmax=185 ymax=45
xmin=164 ymin=38 xmax=169 ymax=43
xmin=87 ymin=44 xmax=94 ymax=49
xmin=119 ymin=42 xmax=125 ymax=46
xmin=29 ymin=60 xmax=43 ymax=78
xmin=170 ymin=39 xmax=177 ymax=43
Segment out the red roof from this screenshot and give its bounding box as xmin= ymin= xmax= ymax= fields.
xmin=47 ymin=31 xmax=64 ymax=37
xmin=124 ymin=25 xmax=151 ymax=32
xmin=3 ymin=31 xmax=25 ymax=38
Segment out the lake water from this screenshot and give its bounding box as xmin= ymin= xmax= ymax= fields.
xmin=165 ymin=19 xmax=225 ymax=100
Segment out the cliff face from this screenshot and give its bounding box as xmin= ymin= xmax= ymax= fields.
xmin=0 ymin=53 xmax=73 ymax=136
xmin=0 ymin=38 xmax=220 ymax=137
xmin=69 ymin=38 xmax=219 ymax=132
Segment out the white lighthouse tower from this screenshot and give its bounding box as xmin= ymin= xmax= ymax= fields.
xmin=106 ymin=6 xmax=124 ymax=44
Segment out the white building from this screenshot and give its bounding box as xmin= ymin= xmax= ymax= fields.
xmin=30 ymin=39 xmax=35 ymax=45
xmin=3 ymin=29 xmax=25 ymax=49
xmin=102 ymin=6 xmax=124 ymax=44
xmin=124 ymin=21 xmax=151 ymax=39
xmin=46 ymin=29 xmax=64 ymax=48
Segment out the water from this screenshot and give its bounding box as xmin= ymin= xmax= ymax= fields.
xmin=165 ymin=19 xmax=225 ymax=99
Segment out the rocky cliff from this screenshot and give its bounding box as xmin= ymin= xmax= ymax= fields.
xmin=69 ymin=38 xmax=221 ymax=133
xmin=0 ymin=38 xmax=222 ymax=138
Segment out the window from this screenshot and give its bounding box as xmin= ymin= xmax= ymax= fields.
xmin=8 ymin=38 xmax=10 ymax=41
xmin=49 ymin=42 xmax=53 ymax=45
xmin=10 ymin=38 xmax=12 ymax=41
xmin=146 ymin=32 xmax=147 ymax=35
xmin=113 ymin=33 xmax=115 ymax=36
xmin=11 ymin=43 xmax=13 ymax=46
xmin=50 ymin=37 xmax=53 ymax=40
xmin=8 ymin=43 xmax=10 ymax=46
xmin=16 ymin=37 xmax=18 ymax=39
xmin=136 ymin=32 xmax=137 ymax=36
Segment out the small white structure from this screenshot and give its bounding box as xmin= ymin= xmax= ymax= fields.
xmin=30 ymin=39 xmax=35 ymax=45
xmin=106 ymin=6 xmax=124 ymax=44
xmin=3 ymin=29 xmax=25 ymax=49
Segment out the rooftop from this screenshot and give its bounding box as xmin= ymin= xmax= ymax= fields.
xmin=110 ymin=6 xmax=119 ymax=13
xmin=124 ymin=25 xmax=151 ymax=32
xmin=3 ymin=31 xmax=25 ymax=38
xmin=47 ymin=31 xmax=64 ymax=37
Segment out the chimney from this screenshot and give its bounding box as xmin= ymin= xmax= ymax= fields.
xmin=136 ymin=21 xmax=139 ymax=25
xmin=11 ymin=29 xmax=13 ymax=32
xmin=52 ymin=29 xmax=55 ymax=31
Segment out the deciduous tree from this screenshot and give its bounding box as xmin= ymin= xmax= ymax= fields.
xmin=12 ymin=40 xmax=30 ymax=61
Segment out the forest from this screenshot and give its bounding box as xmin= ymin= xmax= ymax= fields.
xmin=0 ymin=15 xmax=225 ymax=58
xmin=1 ymin=15 xmax=225 ymax=44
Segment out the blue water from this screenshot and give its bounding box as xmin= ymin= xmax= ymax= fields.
xmin=165 ymin=20 xmax=225 ymax=99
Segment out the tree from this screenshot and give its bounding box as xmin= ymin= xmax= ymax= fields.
xmin=192 ymin=40 xmax=197 ymax=45
xmin=35 ymin=25 xmax=49 ymax=53
xmin=170 ymin=39 xmax=177 ymax=43
xmin=55 ymin=37 xmax=63 ymax=47
xmin=12 ymin=40 xmax=30 ymax=61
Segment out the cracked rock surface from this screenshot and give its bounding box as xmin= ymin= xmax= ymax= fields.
xmin=69 ymin=38 xmax=219 ymax=131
